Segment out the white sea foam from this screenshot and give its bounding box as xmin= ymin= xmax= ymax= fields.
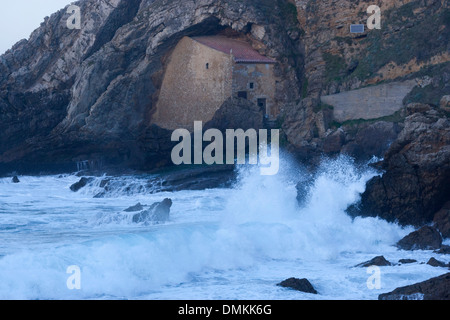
xmin=0 ymin=156 xmax=447 ymax=300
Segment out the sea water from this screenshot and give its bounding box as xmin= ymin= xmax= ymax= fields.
xmin=0 ymin=156 xmax=448 ymax=300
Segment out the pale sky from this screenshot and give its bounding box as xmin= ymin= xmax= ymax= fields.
xmin=0 ymin=0 xmax=74 ymax=54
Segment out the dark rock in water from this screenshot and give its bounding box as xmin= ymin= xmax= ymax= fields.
xmin=433 ymin=201 xmax=450 ymax=239
xmin=434 ymin=245 xmax=450 ymax=254
xmin=12 ymin=176 xmax=20 ymax=183
xmin=398 ymin=259 xmax=417 ymax=264
xmin=124 ymin=203 xmax=145 ymax=212
xmin=100 ymin=179 xmax=110 ymax=188
xmin=355 ymin=256 xmax=392 ymax=268
xmin=348 ymin=110 xmax=450 ymax=227
xmin=132 ymin=198 xmax=172 ymax=223
xmin=379 ymin=273 xmax=450 ymax=300
xmin=427 ymin=257 xmax=448 ymax=268
xmin=94 ymin=165 xmax=237 ymax=198
xmin=157 ymin=165 xmax=236 ymax=192
xmin=277 ymin=278 xmax=318 ymax=294
xmin=70 ymin=177 xmax=93 ymax=192
xmin=396 ymin=226 xmax=443 ymax=251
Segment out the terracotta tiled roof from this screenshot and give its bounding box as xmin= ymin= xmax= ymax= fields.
xmin=192 ymin=36 xmax=275 ymax=64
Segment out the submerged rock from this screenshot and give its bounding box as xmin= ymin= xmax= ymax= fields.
xmin=426 ymin=257 xmax=448 ymax=268
xmin=124 ymin=203 xmax=145 ymax=212
xmin=277 ymin=278 xmax=318 ymax=294
xmin=434 ymin=245 xmax=450 ymax=255
xmin=70 ymin=177 xmax=93 ymax=192
xmin=379 ymin=273 xmax=450 ymax=300
xmin=398 ymin=259 xmax=417 ymax=264
xmin=355 ymin=256 xmax=392 ymax=268
xmin=396 ymin=226 xmax=443 ymax=251
xmin=132 ymin=198 xmax=172 ymax=224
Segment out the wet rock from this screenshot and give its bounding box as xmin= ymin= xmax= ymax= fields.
xmin=355 ymin=256 xmax=392 ymax=268
xmin=396 ymin=226 xmax=443 ymax=251
xmin=379 ymin=273 xmax=450 ymax=300
xmin=12 ymin=176 xmax=20 ymax=183
xmin=132 ymin=198 xmax=172 ymax=224
xmin=277 ymin=278 xmax=318 ymax=294
xmin=434 ymin=245 xmax=450 ymax=254
xmin=70 ymin=177 xmax=93 ymax=192
xmin=426 ymin=257 xmax=448 ymax=268
xmin=99 ymin=179 xmax=110 ymax=188
xmin=124 ymin=203 xmax=145 ymax=212
xmin=349 ymin=110 xmax=450 ymax=227
xmin=398 ymin=259 xmax=417 ymax=264
xmin=433 ymin=201 xmax=450 ymax=238
xmin=158 ymin=165 xmax=236 ymax=192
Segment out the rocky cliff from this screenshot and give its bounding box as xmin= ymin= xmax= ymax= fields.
xmin=285 ymin=0 xmax=449 ymax=227
xmin=348 ymin=105 xmax=450 ymax=227
xmin=0 ymin=0 xmax=303 ymax=174
xmin=284 ymin=0 xmax=449 ymax=162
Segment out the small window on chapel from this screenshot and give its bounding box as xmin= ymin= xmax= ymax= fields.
xmin=206 ymin=63 xmax=209 ymax=69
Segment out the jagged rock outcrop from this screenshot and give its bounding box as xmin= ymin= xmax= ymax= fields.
xmin=347 ymin=107 xmax=450 ymax=227
xmin=396 ymin=226 xmax=443 ymax=251
xmin=124 ymin=203 xmax=145 ymax=212
xmin=277 ymin=277 xmax=318 ymax=294
xmin=70 ymin=177 xmax=94 ymax=192
xmin=132 ymin=198 xmax=173 ymax=223
xmin=355 ymin=256 xmax=392 ymax=268
xmin=0 ymin=0 xmax=303 ymax=175
xmin=379 ymin=273 xmax=450 ymax=300
xmin=426 ymin=257 xmax=448 ymax=268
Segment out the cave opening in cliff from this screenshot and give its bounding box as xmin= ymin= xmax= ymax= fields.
xmin=149 ymin=16 xmax=280 ymax=131
xmin=152 ymin=29 xmax=277 ymax=131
